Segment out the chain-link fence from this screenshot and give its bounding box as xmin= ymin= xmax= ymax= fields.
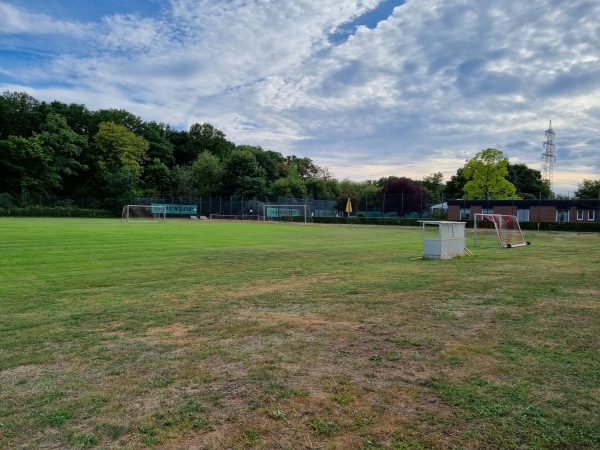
xmin=0 ymin=192 xmax=441 ymax=219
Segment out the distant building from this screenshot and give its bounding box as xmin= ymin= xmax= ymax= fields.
xmin=447 ymin=199 xmax=600 ymax=223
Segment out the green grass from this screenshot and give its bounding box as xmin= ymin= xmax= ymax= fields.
xmin=0 ymin=218 xmax=599 ymax=449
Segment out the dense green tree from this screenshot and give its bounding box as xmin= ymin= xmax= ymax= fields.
xmin=0 ymin=135 xmax=56 ymax=199
xmin=191 ymin=151 xmax=224 ymax=196
xmin=445 ymin=168 xmax=467 ymax=199
xmin=143 ymin=158 xmax=172 ymax=196
xmin=305 ymin=177 xmax=340 ymax=200
xmin=463 ymin=148 xmax=516 ymax=200
xmin=170 ymin=165 xmax=195 ymax=197
xmin=47 ymin=101 xmax=94 ymax=136
xmin=105 ymin=166 xmax=137 ymax=199
xmin=37 ymin=113 xmax=88 ymax=192
xmin=272 ymin=165 xmax=307 ymax=198
xmin=223 ymin=149 xmax=267 ymax=195
xmin=574 ymin=179 xmax=600 ymax=199
xmin=285 ymin=155 xmax=319 ymax=179
xmin=335 ymin=179 xmax=362 ymax=211
xmin=238 ymin=145 xmax=285 ymax=182
xmin=507 ymin=163 xmax=552 ymax=199
xmin=0 ymin=112 xmax=87 ymax=199
xmin=92 ymin=109 xmax=144 ymax=135
xmin=0 ymin=91 xmax=42 ymax=138
xmin=92 ymin=122 xmax=149 ymax=182
xmin=421 ymin=172 xmax=445 ymax=203
xmin=140 ymin=122 xmax=175 ymax=166
xmin=235 ymin=176 xmax=272 ymax=199
xmin=185 ymin=123 xmax=235 ymax=163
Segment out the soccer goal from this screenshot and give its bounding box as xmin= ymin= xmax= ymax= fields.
xmin=473 ymin=214 xmax=530 ymax=248
xmin=263 ymin=204 xmax=311 ymax=223
xmin=121 ymin=205 xmax=166 ymax=222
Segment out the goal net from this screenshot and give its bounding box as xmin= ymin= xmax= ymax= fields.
xmin=121 ymin=205 xmax=166 ymax=222
xmin=263 ymin=204 xmax=311 ymax=223
xmin=473 ymin=214 xmax=530 ymax=248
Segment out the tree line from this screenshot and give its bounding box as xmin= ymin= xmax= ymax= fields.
xmin=2 ymin=91 xmax=597 ymax=214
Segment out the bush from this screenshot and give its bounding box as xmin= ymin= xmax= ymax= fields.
xmin=0 ymin=206 xmax=114 ymax=218
xmin=0 ymin=193 xmax=15 ymax=209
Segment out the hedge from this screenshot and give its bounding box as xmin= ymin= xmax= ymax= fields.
xmin=0 ymin=206 xmax=114 ymax=218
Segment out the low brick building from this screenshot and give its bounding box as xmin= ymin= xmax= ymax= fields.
xmin=447 ymin=199 xmax=600 ymax=223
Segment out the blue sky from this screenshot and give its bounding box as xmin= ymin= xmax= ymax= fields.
xmin=1 ymin=0 xmax=599 ymax=195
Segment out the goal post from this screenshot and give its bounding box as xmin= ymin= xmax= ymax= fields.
xmin=263 ymin=204 xmax=310 ymax=223
xmin=473 ymin=213 xmax=530 ymax=248
xmin=121 ymin=205 xmax=166 ymax=222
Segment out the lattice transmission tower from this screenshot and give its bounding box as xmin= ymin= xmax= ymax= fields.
xmin=541 ymin=120 xmax=556 ymax=190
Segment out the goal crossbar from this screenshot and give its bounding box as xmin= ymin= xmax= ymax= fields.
xmin=121 ymin=204 xmax=166 ymax=222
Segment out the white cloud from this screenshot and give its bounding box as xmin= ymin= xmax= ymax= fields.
xmin=0 ymin=2 xmax=89 ymax=36
xmin=1 ymin=0 xmax=600 ymax=194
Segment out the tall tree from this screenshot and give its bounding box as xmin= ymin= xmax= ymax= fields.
xmin=285 ymin=155 xmax=320 ymax=179
xmin=0 ymin=91 xmax=42 ymax=138
xmin=507 ymin=163 xmax=552 ymax=199
xmin=92 ymin=122 xmax=149 ymax=187
xmin=170 ymin=165 xmax=195 ymax=197
xmin=462 ymin=148 xmax=516 ymax=200
xmin=142 ymin=158 xmax=172 ymax=196
xmin=191 ymin=151 xmax=224 ymax=196
xmin=421 ymin=172 xmax=445 ymax=203
xmin=92 ymin=109 xmax=144 ymax=135
xmin=272 ymin=165 xmax=307 ymax=199
xmin=574 ymin=179 xmax=600 ymax=199
xmin=222 ymin=149 xmax=267 ymax=196
xmin=184 ymin=123 xmax=234 ymax=163
xmin=37 ymin=113 xmax=88 ymax=195
xmin=48 ymin=101 xmax=94 ymax=136
xmin=0 ymin=135 xmax=56 ymax=199
xmin=238 ymin=145 xmax=285 ymax=182
xmin=445 ymin=168 xmax=467 ymax=199
xmin=139 ymin=122 xmax=175 ymax=167
xmin=305 ymin=178 xmax=340 ymax=200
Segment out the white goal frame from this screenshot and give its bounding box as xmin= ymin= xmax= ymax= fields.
xmin=121 ymin=204 xmax=166 ymax=222
xmin=473 ymin=213 xmax=530 ymax=248
xmin=263 ymin=204 xmax=310 ymax=223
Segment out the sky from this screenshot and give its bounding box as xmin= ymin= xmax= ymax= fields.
xmin=1 ymin=0 xmax=599 ymax=195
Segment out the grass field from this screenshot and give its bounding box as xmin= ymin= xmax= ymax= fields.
xmin=0 ymin=218 xmax=599 ymax=449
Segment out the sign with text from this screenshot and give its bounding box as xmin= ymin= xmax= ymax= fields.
xmin=152 ymin=203 xmax=197 ymax=215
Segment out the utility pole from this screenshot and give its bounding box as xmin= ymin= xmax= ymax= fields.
xmin=541 ymin=120 xmax=556 ymax=191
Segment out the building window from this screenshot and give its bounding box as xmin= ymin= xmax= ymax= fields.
xmin=556 ymin=209 xmax=569 ymax=222
xmin=482 ymin=207 xmax=493 ymax=214
xmin=517 ymin=209 xmax=529 ymax=222
xmin=460 ymin=208 xmax=470 ymax=220
xmin=589 ymin=210 xmax=596 ymax=221
xmin=577 ymin=209 xmax=584 ymax=221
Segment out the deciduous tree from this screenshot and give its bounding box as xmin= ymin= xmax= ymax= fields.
xmin=574 ymin=179 xmax=600 ymax=199
xmin=222 ymin=149 xmax=267 ymax=195
xmin=191 ymin=151 xmax=224 ymax=196
xmin=507 ymin=163 xmax=552 ymax=199
xmin=462 ymin=148 xmax=516 ymax=199
xmin=92 ymin=122 xmax=149 ymax=181
xmin=421 ymin=172 xmax=444 ymax=203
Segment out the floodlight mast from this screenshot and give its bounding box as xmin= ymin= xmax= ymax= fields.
xmin=541 ymin=120 xmax=556 ymax=191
